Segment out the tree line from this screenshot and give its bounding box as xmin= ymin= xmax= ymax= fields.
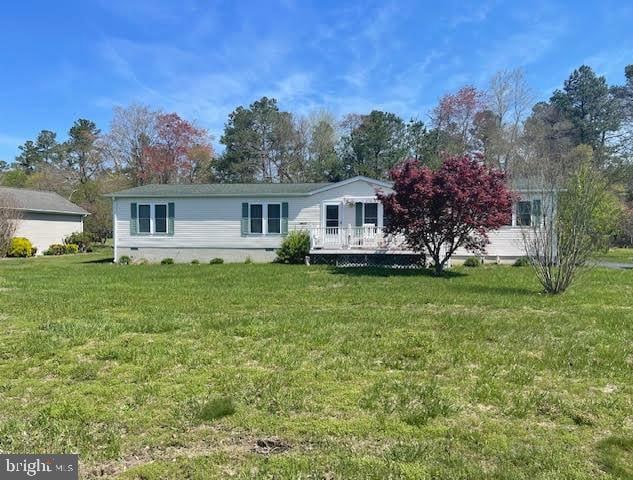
xmin=1 ymin=63 xmax=632 ymax=243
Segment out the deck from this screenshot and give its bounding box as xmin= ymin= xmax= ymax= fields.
xmin=309 ymin=226 xmax=410 ymax=253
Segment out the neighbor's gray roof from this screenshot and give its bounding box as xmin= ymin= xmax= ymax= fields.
xmin=108 ymin=182 xmax=336 ymax=198
xmin=0 ymin=187 xmax=89 ymax=215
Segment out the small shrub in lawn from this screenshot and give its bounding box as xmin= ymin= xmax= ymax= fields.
xmin=118 ymin=256 xmax=131 ymax=265
xmin=463 ymin=256 xmax=482 ymax=267
xmin=196 ymin=396 xmax=235 ymax=423
xmin=244 ymin=256 xmax=252 ymax=264
xmin=161 ymin=258 xmax=174 ymax=265
xmin=44 ymin=244 xmax=65 ymax=256
xmin=30 ymin=246 xmax=37 ymax=256
xmin=64 ymin=243 xmax=79 ymax=254
xmin=64 ymin=231 xmax=94 ymax=252
xmin=514 ymin=256 xmax=531 ymax=267
xmin=191 ymin=259 xmax=200 ymax=265
xmin=275 ymin=230 xmax=310 ymax=264
xmin=209 ymin=257 xmax=224 ymax=265
xmin=7 ymin=237 xmax=33 ymax=257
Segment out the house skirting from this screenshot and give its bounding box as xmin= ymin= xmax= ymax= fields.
xmin=116 ymin=247 xmax=277 ymax=263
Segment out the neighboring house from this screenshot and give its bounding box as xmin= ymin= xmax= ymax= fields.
xmin=108 ymin=176 xmax=544 ymax=264
xmin=0 ymin=186 xmax=89 ymax=254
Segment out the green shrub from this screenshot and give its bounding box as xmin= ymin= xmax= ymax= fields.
xmin=44 ymin=244 xmax=66 ymax=256
xmin=7 ymin=237 xmax=33 ymax=257
xmin=118 ymin=256 xmax=131 ymax=265
xmin=463 ymin=256 xmax=482 ymax=267
xmin=275 ymin=230 xmax=310 ymax=264
xmin=514 ymin=256 xmax=531 ymax=267
xmin=244 ymin=256 xmax=252 ymax=264
xmin=64 ymin=232 xmax=93 ymax=252
xmin=209 ymin=257 xmax=224 ymax=265
xmin=161 ymin=258 xmax=174 ymax=265
xmin=31 ymin=247 xmax=37 ymax=256
xmin=64 ymin=243 xmax=79 ymax=254
xmin=191 ymin=259 xmax=200 ymax=265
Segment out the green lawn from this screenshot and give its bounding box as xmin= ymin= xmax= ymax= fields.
xmin=596 ymin=248 xmax=633 ymax=264
xmin=1 ymin=252 xmax=632 ymax=479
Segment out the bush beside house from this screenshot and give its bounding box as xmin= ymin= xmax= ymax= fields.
xmin=276 ymin=230 xmax=310 ymax=264
xmin=44 ymin=243 xmax=80 ymax=256
xmin=7 ymin=237 xmax=34 ymax=257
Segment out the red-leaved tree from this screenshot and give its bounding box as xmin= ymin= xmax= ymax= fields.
xmin=142 ymin=113 xmax=213 ymax=184
xmin=378 ymin=156 xmax=513 ymax=275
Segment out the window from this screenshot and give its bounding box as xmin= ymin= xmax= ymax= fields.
xmin=364 ymin=203 xmax=378 ymax=225
xmin=250 ymin=204 xmax=263 ymax=234
xmin=138 ymin=204 xmax=151 ymax=233
xmin=325 ymin=205 xmax=339 ymax=228
xmin=267 ymin=204 xmax=281 ymax=234
xmin=516 ymin=201 xmax=532 ymax=226
xmin=155 ymin=204 xmax=167 ymax=233
xmin=383 ymin=210 xmax=390 ymax=229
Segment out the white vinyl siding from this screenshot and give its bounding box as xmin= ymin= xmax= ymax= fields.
xmin=112 ymin=179 xmax=549 ymax=261
xmin=14 ymin=212 xmax=84 ymax=255
xmin=114 ymin=179 xmax=388 ymax=252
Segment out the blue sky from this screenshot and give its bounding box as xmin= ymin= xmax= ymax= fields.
xmin=0 ymin=1 xmax=632 ymax=162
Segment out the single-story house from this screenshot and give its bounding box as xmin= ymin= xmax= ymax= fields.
xmin=0 ymin=186 xmax=89 ymax=254
xmin=107 ymin=176 xmax=544 ymax=264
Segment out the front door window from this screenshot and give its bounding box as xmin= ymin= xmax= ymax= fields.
xmin=325 ymin=205 xmax=339 ymax=228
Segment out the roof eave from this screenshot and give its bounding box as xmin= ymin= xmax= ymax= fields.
xmin=105 ymin=192 xmax=314 ymax=199
xmin=15 ymin=207 xmax=89 ymax=216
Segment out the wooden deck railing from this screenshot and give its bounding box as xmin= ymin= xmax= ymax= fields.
xmin=310 ymin=226 xmax=404 ymax=250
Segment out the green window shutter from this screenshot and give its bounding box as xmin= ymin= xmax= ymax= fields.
xmin=241 ymin=202 xmax=249 ymax=236
xmin=281 ymin=202 xmax=289 ymax=235
xmin=168 ymin=202 xmax=175 ymax=236
xmin=355 ymin=202 xmax=363 ymax=227
xmin=130 ymin=202 xmax=137 ymax=235
xmin=532 ymin=199 xmax=542 ymax=224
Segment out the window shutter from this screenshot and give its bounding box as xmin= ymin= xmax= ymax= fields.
xmin=168 ymin=202 xmax=175 ymax=236
xmin=355 ymin=202 xmax=363 ymax=227
xmin=241 ymin=202 xmax=249 ymax=236
xmin=532 ymin=199 xmax=542 ymax=224
xmin=130 ymin=202 xmax=137 ymax=235
xmin=281 ymin=202 xmax=289 ymax=235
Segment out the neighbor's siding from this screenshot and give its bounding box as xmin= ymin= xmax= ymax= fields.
xmin=113 ymin=180 xmax=389 ymax=258
xmin=14 ymin=212 xmax=84 ymax=254
xmin=453 ymin=227 xmax=528 ymax=258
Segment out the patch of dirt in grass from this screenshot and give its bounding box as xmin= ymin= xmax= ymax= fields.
xmin=252 ymin=437 xmax=292 ymax=455
xmin=85 ymin=429 xmax=294 ymax=479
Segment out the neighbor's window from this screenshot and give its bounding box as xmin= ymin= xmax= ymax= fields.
xmin=250 ymin=204 xmax=263 ymax=234
xmin=155 ymin=204 xmax=167 ymax=233
xmin=138 ymin=204 xmax=151 ymax=233
xmin=516 ymin=201 xmax=532 ymax=226
xmin=267 ymin=204 xmax=281 ymax=234
xmin=364 ymin=203 xmax=378 ymax=225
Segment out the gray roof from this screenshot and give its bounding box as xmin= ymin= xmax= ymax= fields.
xmin=0 ymin=187 xmax=89 ymax=215
xmin=108 ymin=182 xmax=335 ymax=198
xmin=107 ymin=176 xmax=394 ymax=198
